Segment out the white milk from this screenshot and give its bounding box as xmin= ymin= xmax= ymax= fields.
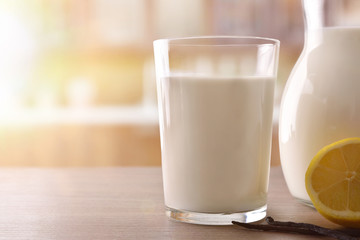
xmin=158 ymin=76 xmax=275 ymax=213
xmin=279 ymin=27 xmax=360 ymax=202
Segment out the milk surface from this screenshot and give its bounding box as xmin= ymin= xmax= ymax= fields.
xmin=279 ymin=27 xmax=360 ymax=201
xmin=158 ymin=76 xmax=275 ymax=213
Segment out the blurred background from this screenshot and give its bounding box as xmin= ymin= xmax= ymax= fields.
xmin=0 ymin=0 xmax=304 ymax=167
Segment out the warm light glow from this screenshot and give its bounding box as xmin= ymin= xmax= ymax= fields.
xmin=0 ymin=4 xmax=37 ymax=114
xmin=66 ymin=77 xmax=96 ymax=108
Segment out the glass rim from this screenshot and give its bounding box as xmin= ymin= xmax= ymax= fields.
xmin=153 ymin=36 xmax=280 ymax=47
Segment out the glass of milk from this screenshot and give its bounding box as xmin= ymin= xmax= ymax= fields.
xmin=153 ymin=37 xmax=280 ymax=225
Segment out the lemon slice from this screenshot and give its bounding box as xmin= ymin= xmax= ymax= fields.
xmin=305 ymin=137 xmax=360 ymax=228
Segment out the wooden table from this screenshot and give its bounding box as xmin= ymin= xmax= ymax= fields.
xmin=0 ymin=167 xmax=356 ymax=240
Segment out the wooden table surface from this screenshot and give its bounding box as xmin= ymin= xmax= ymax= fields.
xmin=0 ymin=166 xmax=358 ymax=240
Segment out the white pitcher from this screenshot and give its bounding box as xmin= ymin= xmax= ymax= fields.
xmin=279 ymin=0 xmax=360 ymax=205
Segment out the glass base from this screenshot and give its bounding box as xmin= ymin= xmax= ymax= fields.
xmin=294 ymin=197 xmax=315 ymax=208
xmin=165 ymin=205 xmax=267 ymax=225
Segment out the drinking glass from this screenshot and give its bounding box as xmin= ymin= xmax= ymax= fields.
xmin=154 ymin=36 xmax=280 ymax=225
